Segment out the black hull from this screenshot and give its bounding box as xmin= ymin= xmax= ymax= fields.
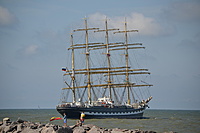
xmin=56 ymin=106 xmax=146 ymax=119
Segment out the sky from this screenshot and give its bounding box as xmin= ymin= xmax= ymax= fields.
xmin=0 ymin=0 xmax=200 ymax=110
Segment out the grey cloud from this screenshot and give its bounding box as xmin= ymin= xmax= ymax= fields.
xmin=162 ymin=1 xmax=200 ymax=23
xmin=178 ymin=32 xmax=200 ymax=51
xmin=88 ymin=12 xmax=175 ymax=37
xmin=0 ymin=6 xmax=17 ymax=26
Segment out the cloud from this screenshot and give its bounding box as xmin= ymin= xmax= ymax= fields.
xmin=17 ymin=45 xmax=39 ymax=57
xmin=36 ymin=30 xmax=62 ymax=44
xmin=88 ymin=12 xmax=164 ymax=36
xmin=35 ymin=29 xmax=66 ymax=53
xmin=24 ymin=45 xmax=39 ymax=55
xmin=0 ymin=6 xmax=17 ymax=26
xmin=162 ymin=1 xmax=200 ymax=23
xmin=178 ymin=32 xmax=200 ymax=51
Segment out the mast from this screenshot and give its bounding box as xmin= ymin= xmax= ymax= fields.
xmin=85 ymin=18 xmax=91 ymax=104
xmin=71 ymin=33 xmax=76 ymax=103
xmin=114 ymin=18 xmax=139 ymax=105
xmin=73 ymin=18 xmax=99 ymax=104
xmin=95 ymin=18 xmax=119 ymax=100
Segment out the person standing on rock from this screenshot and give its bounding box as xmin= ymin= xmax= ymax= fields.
xmin=63 ymin=113 xmax=67 ymax=127
xmin=80 ymin=112 xmax=85 ymax=126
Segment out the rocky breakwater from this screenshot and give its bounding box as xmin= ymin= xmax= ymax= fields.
xmin=0 ymin=118 xmax=72 ymax=133
xmin=0 ymin=118 xmax=176 ymax=133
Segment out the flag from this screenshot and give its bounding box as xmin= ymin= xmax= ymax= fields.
xmin=50 ymin=117 xmax=62 ymax=121
xmin=62 ymin=67 xmax=66 ymax=71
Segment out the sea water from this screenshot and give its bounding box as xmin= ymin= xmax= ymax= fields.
xmin=0 ymin=109 xmax=199 ymax=133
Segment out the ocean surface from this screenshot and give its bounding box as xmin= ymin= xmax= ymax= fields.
xmin=0 ymin=109 xmax=199 ymax=133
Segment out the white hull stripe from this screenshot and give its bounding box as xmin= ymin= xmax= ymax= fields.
xmin=84 ymin=110 xmax=144 ymax=116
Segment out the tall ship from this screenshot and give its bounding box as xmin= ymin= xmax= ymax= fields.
xmin=56 ymin=17 xmax=153 ymax=119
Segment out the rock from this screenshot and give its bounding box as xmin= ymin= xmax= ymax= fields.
xmin=103 ymin=131 xmax=111 ymax=133
xmin=3 ymin=125 xmax=17 ymax=132
xmin=164 ymin=131 xmax=177 ymax=133
xmin=3 ymin=117 xmax=11 ymax=125
xmin=38 ymin=123 xmax=46 ymax=128
xmin=16 ymin=118 xmax=25 ymax=123
xmin=82 ymin=124 xmax=95 ymax=129
xmin=23 ymin=121 xmax=31 ymax=127
xmin=111 ymin=128 xmax=124 ymax=133
xmin=147 ymin=131 xmax=157 ymax=133
xmin=73 ymin=126 xmax=86 ymax=133
xmin=53 ymin=125 xmax=59 ymax=131
xmin=45 ymin=123 xmax=51 ymax=127
xmin=30 ymin=123 xmax=38 ymax=129
xmin=107 ymin=128 xmax=112 ymax=132
xmin=0 ymin=118 xmax=177 ymax=133
xmin=41 ymin=127 xmax=55 ymax=133
xmin=57 ymin=126 xmax=73 ymax=133
xmin=121 ymin=128 xmax=131 ymax=133
xmin=21 ymin=127 xmax=41 ymax=133
xmin=87 ymin=125 xmax=101 ymax=133
xmin=83 ymin=126 xmax=90 ymax=131
xmin=3 ymin=117 xmax=10 ymax=121
xmin=0 ymin=126 xmax=6 ymax=132
xmin=132 ymin=129 xmax=143 ymax=133
xmin=16 ymin=123 xmax=24 ymax=132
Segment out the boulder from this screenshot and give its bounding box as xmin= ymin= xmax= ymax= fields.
xmin=41 ymin=127 xmax=56 ymax=133
xmin=57 ymin=126 xmax=73 ymax=133
xmin=164 ymin=131 xmax=177 ymax=133
xmin=132 ymin=129 xmax=143 ymax=133
xmin=38 ymin=123 xmax=46 ymax=128
xmin=30 ymin=123 xmax=38 ymax=129
xmin=0 ymin=125 xmax=5 ymax=132
xmin=147 ymin=131 xmax=157 ymax=133
xmin=3 ymin=117 xmax=11 ymax=125
xmin=45 ymin=123 xmax=51 ymax=127
xmin=87 ymin=125 xmax=101 ymax=133
xmin=16 ymin=118 xmax=25 ymax=123
xmin=53 ymin=125 xmax=59 ymax=131
xmin=73 ymin=126 xmax=86 ymax=133
xmin=82 ymin=124 xmax=95 ymax=129
xmin=21 ymin=127 xmax=41 ymax=133
xmin=111 ymin=128 xmax=124 ymax=133
xmin=16 ymin=123 xmax=24 ymax=132
xmin=3 ymin=125 xmax=17 ymax=132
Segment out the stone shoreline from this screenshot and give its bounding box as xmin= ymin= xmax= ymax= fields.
xmin=0 ymin=118 xmax=176 ymax=133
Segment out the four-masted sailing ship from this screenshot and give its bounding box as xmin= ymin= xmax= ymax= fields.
xmin=56 ymin=17 xmax=153 ymax=119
